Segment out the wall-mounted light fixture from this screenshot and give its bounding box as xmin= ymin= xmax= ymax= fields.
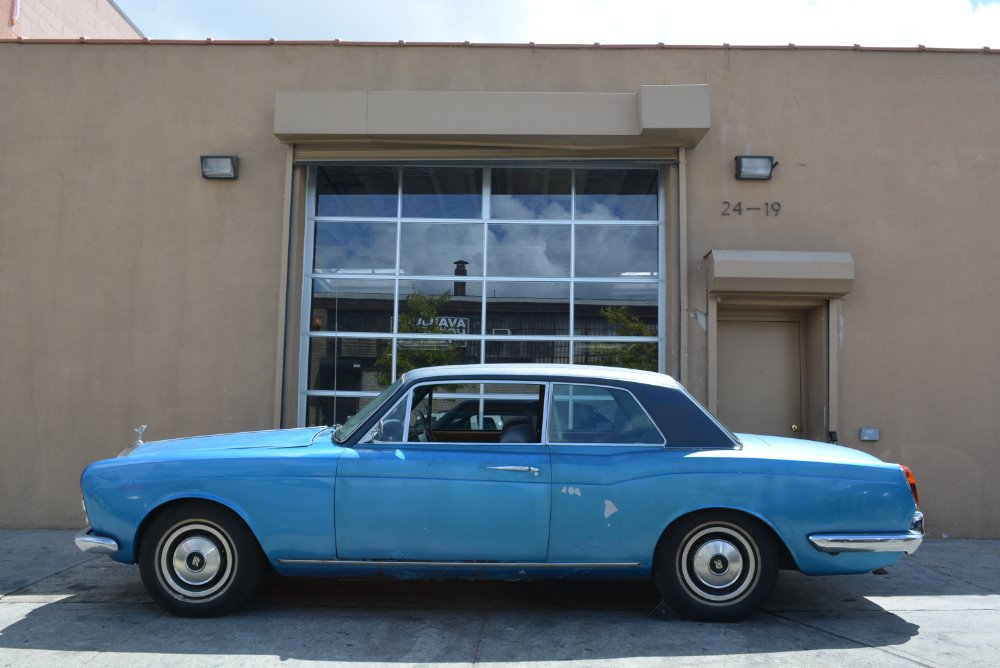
xmin=734 ymin=155 xmax=777 ymax=180
xmin=200 ymin=155 xmax=239 ymax=180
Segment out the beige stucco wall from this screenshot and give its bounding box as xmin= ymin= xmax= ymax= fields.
xmin=1 ymin=42 xmax=997 ymax=537
xmin=0 ymin=0 xmax=141 ymax=40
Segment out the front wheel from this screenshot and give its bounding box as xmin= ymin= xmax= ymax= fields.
xmin=654 ymin=512 xmax=778 ymax=622
xmin=139 ymin=502 xmax=261 ymax=617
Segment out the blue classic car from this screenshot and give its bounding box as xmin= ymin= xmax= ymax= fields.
xmin=76 ymin=364 xmax=923 ymax=621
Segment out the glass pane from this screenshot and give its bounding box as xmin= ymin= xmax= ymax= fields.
xmin=485 ymin=339 xmax=570 ymax=364
xmin=574 ymin=341 xmax=658 ymax=372
xmin=574 ymin=282 xmax=658 ymax=336
xmin=486 ymin=281 xmax=570 ymax=335
xmin=372 ymin=395 xmax=408 ymax=443
xmin=399 ymin=222 xmax=484 ymax=277
xmin=398 ymin=280 xmax=482 ymax=336
xmin=491 ymin=168 xmax=571 ymax=220
xmin=336 ymin=378 xmax=404 ymax=443
xmin=548 ymin=383 xmax=663 ymax=444
xmin=311 ymin=280 xmax=394 ymax=333
xmin=575 ymin=169 xmax=658 ymax=221
xmin=314 ymin=222 xmax=397 ymax=274
xmin=402 ymin=167 xmax=483 ymax=219
xmin=575 ymin=225 xmax=658 ymax=278
xmin=308 ymin=337 xmax=393 ymax=391
xmin=394 ymin=339 xmax=482 ymax=378
xmin=307 ymin=394 xmax=380 ymax=428
xmin=427 ymin=383 xmax=544 ymax=438
xmin=487 ymin=224 xmax=571 ymax=277
xmin=316 ymin=166 xmax=398 ymax=218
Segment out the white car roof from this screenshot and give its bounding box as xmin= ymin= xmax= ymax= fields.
xmin=401 ymin=364 xmax=682 ymax=390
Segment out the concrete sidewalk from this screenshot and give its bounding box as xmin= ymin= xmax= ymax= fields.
xmin=0 ymin=530 xmax=998 ymax=667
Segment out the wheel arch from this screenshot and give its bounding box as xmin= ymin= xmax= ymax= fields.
xmin=134 ymin=495 xmax=267 ymax=566
xmin=655 ymin=507 xmax=799 ymax=572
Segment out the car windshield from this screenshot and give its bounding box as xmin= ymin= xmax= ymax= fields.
xmin=333 ymin=378 xmax=404 ymax=444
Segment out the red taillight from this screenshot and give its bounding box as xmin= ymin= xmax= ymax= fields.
xmin=900 ymin=465 xmax=919 ymax=506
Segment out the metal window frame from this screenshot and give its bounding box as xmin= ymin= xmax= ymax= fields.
xmin=299 ymin=162 xmax=672 ymax=427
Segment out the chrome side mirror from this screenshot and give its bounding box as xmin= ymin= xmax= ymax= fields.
xmin=357 ymin=421 xmax=382 ymax=445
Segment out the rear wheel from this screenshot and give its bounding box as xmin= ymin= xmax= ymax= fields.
xmin=654 ymin=511 xmax=777 ymax=622
xmin=139 ymin=502 xmax=261 ymax=617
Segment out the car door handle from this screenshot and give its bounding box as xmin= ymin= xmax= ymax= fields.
xmin=488 ymin=465 xmax=541 ymax=476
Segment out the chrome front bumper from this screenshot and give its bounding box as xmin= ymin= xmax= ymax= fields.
xmin=809 ymin=511 xmax=925 ymax=555
xmin=74 ymin=528 xmax=119 ymax=555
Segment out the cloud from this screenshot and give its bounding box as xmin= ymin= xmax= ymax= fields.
xmin=491 ymin=194 xmax=571 ymax=220
xmin=576 ymin=202 xmax=618 ymax=221
xmin=116 ymin=0 xmax=1000 ymax=47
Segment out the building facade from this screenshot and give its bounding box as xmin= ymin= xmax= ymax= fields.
xmin=1 ymin=0 xmax=141 ymax=40
xmin=1 ymin=40 xmax=997 ymax=536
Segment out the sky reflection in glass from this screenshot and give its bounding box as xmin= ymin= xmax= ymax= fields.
xmin=491 ymin=168 xmax=571 ymax=220
xmin=575 ymin=225 xmax=658 ymax=277
xmin=575 ymin=169 xmax=658 ymax=220
xmin=314 ymin=222 xmax=397 ymax=273
xmin=316 ymin=166 xmax=399 ymax=218
xmin=399 ymin=222 xmax=484 ymax=276
xmin=402 ymin=167 xmax=483 ymax=219
xmin=487 ymin=224 xmax=571 ymax=277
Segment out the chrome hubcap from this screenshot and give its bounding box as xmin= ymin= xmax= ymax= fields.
xmin=692 ymin=539 xmax=744 ymax=588
xmin=679 ymin=523 xmax=758 ymax=604
xmin=158 ymin=522 xmax=234 ymax=599
xmin=171 ymin=536 xmax=221 ymax=585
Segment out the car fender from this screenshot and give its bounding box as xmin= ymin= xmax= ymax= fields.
xmin=652 ymin=502 xmax=800 ymax=570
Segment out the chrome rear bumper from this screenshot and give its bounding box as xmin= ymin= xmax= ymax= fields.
xmin=809 ymin=511 xmax=925 ymax=555
xmin=74 ymin=528 xmax=119 ymax=555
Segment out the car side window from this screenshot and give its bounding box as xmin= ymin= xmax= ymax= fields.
xmin=402 ymin=382 xmax=545 ymax=444
xmin=371 ymin=395 xmax=408 ymax=443
xmin=548 ymin=383 xmax=664 ymax=445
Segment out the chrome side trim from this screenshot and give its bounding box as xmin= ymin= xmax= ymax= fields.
xmin=277 ymin=559 xmax=641 ymax=568
xmin=74 ymin=528 xmax=119 ymax=555
xmin=808 ymin=531 xmax=923 ymax=555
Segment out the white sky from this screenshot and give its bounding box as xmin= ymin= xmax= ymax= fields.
xmin=113 ymin=0 xmax=1000 ymax=48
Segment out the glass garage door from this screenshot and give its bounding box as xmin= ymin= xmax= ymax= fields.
xmin=300 ymin=164 xmax=665 ymax=427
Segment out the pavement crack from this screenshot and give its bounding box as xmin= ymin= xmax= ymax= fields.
xmin=471 ymin=608 xmax=489 ymax=664
xmin=79 ymin=607 xmax=168 ymax=665
xmin=914 ymin=562 xmax=999 ymax=595
xmin=765 ymin=610 xmax=942 ymax=668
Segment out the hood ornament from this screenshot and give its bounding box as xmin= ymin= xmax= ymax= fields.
xmin=135 ymin=424 xmax=148 ymax=446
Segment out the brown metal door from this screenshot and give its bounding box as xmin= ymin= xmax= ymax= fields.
xmin=717 ymin=317 xmax=803 ymax=437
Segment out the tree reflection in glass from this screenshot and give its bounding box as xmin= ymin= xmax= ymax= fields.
xmin=377 ymin=291 xmax=464 ymax=385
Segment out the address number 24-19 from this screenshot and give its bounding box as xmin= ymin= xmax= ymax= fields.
xmin=721 ymin=201 xmax=781 ymax=216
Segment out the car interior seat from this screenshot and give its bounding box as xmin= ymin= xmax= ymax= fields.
xmin=498 ymin=417 xmax=536 ymax=443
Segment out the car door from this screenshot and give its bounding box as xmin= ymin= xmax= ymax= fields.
xmin=335 ymin=381 xmax=551 ymax=562
xmin=545 ymin=382 xmax=670 ymax=564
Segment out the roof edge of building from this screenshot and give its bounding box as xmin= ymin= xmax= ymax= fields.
xmin=0 ymin=38 xmax=995 ymax=55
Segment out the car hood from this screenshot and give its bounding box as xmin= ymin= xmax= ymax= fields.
xmin=125 ymin=427 xmax=331 ymax=458
xmin=736 ymin=433 xmax=884 ymax=465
